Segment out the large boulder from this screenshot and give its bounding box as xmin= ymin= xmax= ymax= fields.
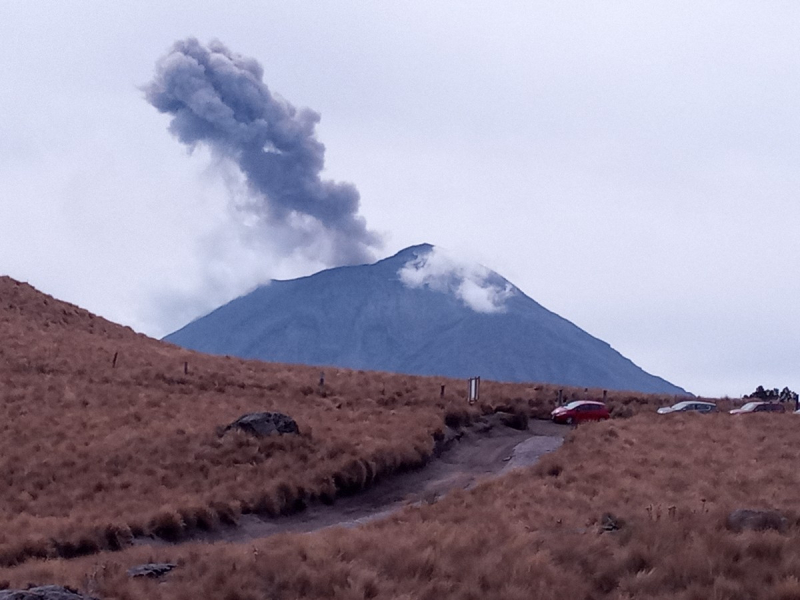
xmin=0 ymin=586 xmax=96 ymax=600
xmin=224 ymin=412 xmax=299 ymax=437
xmin=726 ymin=509 xmax=788 ymax=533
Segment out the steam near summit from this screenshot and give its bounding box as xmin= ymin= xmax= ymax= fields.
xmin=144 ymin=38 xmax=381 ymax=265
xmin=398 ymin=246 xmax=515 ymax=314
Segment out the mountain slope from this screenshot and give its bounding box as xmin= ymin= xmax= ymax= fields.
xmin=165 ymin=245 xmax=688 ymax=395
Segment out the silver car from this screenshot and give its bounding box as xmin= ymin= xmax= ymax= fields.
xmin=657 ymin=400 xmax=717 ymax=415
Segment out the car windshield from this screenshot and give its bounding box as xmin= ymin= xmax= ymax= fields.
xmin=670 ymin=401 xmax=694 ymax=410
xmin=564 ymin=401 xmax=601 ymax=410
xmin=741 ymin=402 xmax=762 ymax=411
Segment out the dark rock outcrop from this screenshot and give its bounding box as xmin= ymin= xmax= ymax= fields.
xmin=725 ymin=509 xmax=788 ymax=533
xmin=224 ymin=412 xmax=299 ymax=437
xmin=126 ymin=562 xmax=177 ymax=578
xmin=0 ymin=586 xmax=96 ymax=600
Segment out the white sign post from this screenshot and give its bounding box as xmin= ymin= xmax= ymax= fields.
xmin=468 ymin=376 xmax=480 ymax=404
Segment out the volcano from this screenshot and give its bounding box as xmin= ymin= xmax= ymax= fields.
xmin=164 ymin=244 xmax=688 ymax=395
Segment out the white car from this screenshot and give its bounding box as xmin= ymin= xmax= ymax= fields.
xmin=657 ymin=400 xmax=717 ymax=415
xmin=730 ymin=401 xmax=785 ymax=415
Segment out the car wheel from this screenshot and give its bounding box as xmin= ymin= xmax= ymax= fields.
xmin=566 ymin=416 xmax=574 ymax=425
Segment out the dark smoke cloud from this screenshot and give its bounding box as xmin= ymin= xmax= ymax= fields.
xmin=145 ymin=38 xmax=380 ymax=265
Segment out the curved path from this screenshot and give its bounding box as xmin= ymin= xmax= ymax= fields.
xmin=142 ymin=419 xmax=565 ymax=546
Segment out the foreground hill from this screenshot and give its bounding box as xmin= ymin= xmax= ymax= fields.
xmin=166 ymin=244 xmax=688 ymax=395
xmin=0 ymin=275 xmax=673 ymax=567
xmin=4 ymin=414 xmax=800 ymax=600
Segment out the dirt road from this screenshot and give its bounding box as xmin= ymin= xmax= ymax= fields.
xmin=142 ymin=419 xmax=565 ymax=546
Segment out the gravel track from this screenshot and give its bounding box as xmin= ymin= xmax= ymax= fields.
xmin=140 ymin=419 xmax=565 ymax=547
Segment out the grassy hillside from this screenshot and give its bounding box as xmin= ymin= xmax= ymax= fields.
xmin=1 ymin=276 xmax=682 ymax=575
xmin=3 ymin=414 xmax=800 ymax=599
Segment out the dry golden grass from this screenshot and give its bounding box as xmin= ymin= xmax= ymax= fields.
xmin=0 ymin=276 xmax=678 ymax=568
xmin=4 ymin=414 xmax=800 ymax=599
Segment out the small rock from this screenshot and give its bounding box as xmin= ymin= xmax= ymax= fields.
xmin=433 ymin=426 xmax=462 ymax=456
xmin=126 ymin=563 xmax=177 ymax=578
xmin=0 ymin=586 xmax=96 ymax=600
xmin=473 ymin=418 xmax=494 ymax=434
xmin=224 ymin=412 xmax=299 ymax=437
xmin=726 ymin=509 xmax=788 ymax=533
xmin=601 ymin=513 xmax=623 ymax=532
xmin=497 ymin=410 xmax=528 ymax=431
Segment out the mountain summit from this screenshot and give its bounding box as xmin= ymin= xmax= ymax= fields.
xmin=164 ymin=244 xmax=688 ymax=395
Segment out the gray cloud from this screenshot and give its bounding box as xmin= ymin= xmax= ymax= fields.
xmin=144 ymin=38 xmax=381 ymax=265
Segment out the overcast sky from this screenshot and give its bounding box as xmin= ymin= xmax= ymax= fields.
xmin=1 ymin=1 xmax=798 ymax=398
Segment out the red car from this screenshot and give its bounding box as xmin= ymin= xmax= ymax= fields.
xmin=551 ymin=400 xmax=610 ymax=424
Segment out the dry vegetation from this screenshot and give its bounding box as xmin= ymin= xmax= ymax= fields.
xmin=4 ymin=414 xmax=800 ymax=599
xmin=0 ymin=276 xmax=679 ymax=569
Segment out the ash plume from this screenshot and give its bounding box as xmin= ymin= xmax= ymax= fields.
xmin=144 ymin=38 xmax=380 ymax=265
